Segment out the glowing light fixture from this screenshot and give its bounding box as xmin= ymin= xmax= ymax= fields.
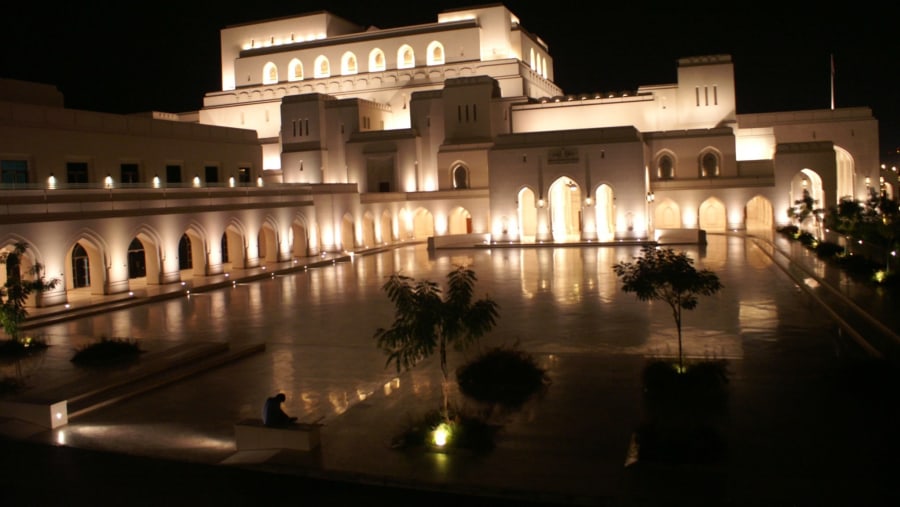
xmin=432 ymin=423 xmax=451 ymax=447
xmin=152 ymin=174 xmax=161 ymax=188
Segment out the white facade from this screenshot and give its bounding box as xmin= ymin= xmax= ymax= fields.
xmin=0 ymin=4 xmax=889 ymax=308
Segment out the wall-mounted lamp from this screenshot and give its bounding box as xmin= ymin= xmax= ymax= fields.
xmin=192 ymin=175 xmax=201 ymax=187
xmin=537 ymin=198 xmax=545 ymax=208
xmin=104 ymin=174 xmax=113 ymax=189
xmin=152 ymin=174 xmax=161 ymax=188
xmin=585 ymin=197 xmax=592 ymax=206
xmin=47 ymin=173 xmax=57 ymax=189
xmin=228 ymin=176 xmax=236 ymax=188
xmin=646 ymin=191 xmax=655 ymax=203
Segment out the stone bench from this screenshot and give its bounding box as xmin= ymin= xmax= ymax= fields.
xmin=233 ymin=418 xmax=321 ymax=451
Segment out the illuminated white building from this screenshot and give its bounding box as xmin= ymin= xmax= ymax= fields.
xmin=0 ymin=4 xmax=886 ymax=307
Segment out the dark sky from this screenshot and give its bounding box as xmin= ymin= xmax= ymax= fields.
xmin=4 ymin=1 xmax=898 ymax=157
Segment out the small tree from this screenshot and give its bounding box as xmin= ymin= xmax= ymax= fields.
xmin=613 ymin=245 xmax=723 ymax=371
xmin=0 ymin=242 xmax=60 ymax=343
xmin=374 ymin=266 xmax=499 ymax=419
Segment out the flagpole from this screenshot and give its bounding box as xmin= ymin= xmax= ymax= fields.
xmin=830 ymin=53 xmax=835 ymax=110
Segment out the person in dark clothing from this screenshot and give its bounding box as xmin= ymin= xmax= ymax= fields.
xmin=262 ymin=393 xmax=298 ymax=427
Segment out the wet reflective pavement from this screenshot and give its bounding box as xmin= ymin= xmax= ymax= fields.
xmin=2 ymin=234 xmax=899 ymax=506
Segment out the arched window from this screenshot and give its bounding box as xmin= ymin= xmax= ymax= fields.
xmin=658 ymin=153 xmax=675 ymax=179
xmin=314 ymin=55 xmax=330 ymax=78
xmin=530 ymin=48 xmax=535 ymax=70
xmin=452 ymin=164 xmax=469 ymax=189
xmin=542 ymin=58 xmax=547 ymax=78
xmin=288 ymin=59 xmax=303 ymax=81
xmin=369 ymin=48 xmax=385 ymax=72
xmin=341 ymin=52 xmax=358 ymax=75
xmin=700 ymin=151 xmax=720 ymax=178
xmin=262 ymin=62 xmax=278 ymax=84
xmin=397 ymin=45 xmax=414 ymax=69
xmin=426 ymin=41 xmax=444 ymax=65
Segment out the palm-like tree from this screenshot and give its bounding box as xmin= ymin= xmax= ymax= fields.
xmin=1 ymin=242 xmax=60 ymax=342
xmin=613 ymin=246 xmax=722 ymax=371
xmin=374 ymin=265 xmax=499 ymax=419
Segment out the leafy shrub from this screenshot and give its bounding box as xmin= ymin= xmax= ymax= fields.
xmin=777 ymin=225 xmax=799 ymax=237
xmin=814 ymin=241 xmax=844 ymax=259
xmin=797 ymin=231 xmax=816 ymax=247
xmin=391 ymin=408 xmax=499 ymax=453
xmin=642 ymin=359 xmax=729 ymax=413
xmin=835 ymin=254 xmax=882 ymax=280
xmin=0 ymin=336 xmax=48 ymax=363
xmin=456 ymin=345 xmax=550 ymax=410
xmin=71 ymin=336 xmax=144 ymax=367
xmin=0 ymin=375 xmax=25 ymax=395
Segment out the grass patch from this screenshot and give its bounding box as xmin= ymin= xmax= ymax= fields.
xmin=0 ymin=336 xmax=49 ymax=364
xmin=71 ymin=336 xmax=144 ymax=368
xmin=637 ymin=359 xmax=730 ymax=464
xmin=391 ymin=408 xmax=500 ymax=453
xmin=456 ymin=345 xmax=550 ymax=410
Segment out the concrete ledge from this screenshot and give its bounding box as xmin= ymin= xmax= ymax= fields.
xmin=428 ymin=233 xmax=491 ymax=251
xmin=0 ymin=399 xmax=67 ymax=428
xmin=234 ymin=418 xmax=321 ymax=451
xmin=655 ymin=228 xmax=706 ymax=245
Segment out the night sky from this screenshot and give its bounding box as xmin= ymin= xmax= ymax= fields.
xmin=4 ymin=2 xmax=897 ymax=157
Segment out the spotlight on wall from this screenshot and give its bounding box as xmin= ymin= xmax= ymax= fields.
xmin=152 ymin=174 xmax=161 ymax=188
xmin=104 ymin=174 xmax=113 ymax=189
xmin=47 ymin=173 xmax=57 ymax=189
xmin=537 ymin=198 xmax=545 ymax=208
xmin=646 ymin=192 xmax=655 ymax=203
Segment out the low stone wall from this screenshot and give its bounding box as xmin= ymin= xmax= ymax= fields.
xmin=234 ymin=418 xmax=321 ymax=451
xmin=655 ymin=228 xmax=707 ymax=245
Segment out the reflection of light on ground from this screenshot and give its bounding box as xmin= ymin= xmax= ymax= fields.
xmin=328 ymin=391 xmax=350 ymax=415
xmin=739 ymin=300 xmax=778 ymax=330
xmin=57 ymin=424 xmax=234 ymax=451
xmin=629 ymin=328 xmax=743 ymax=359
xmin=803 ymin=277 xmax=819 ymax=289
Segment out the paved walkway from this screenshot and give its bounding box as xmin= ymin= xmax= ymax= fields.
xmin=1 ymin=234 xmax=899 ymax=506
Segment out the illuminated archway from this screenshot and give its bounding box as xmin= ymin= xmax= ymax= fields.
xmin=426 ymin=41 xmax=445 ymax=65
xmin=594 ymin=184 xmax=615 ymax=241
xmin=413 ymin=208 xmax=434 ymax=239
xmin=291 ymin=219 xmax=309 ymax=258
xmin=655 ymin=199 xmax=682 ymax=229
xmin=341 ymin=52 xmax=358 ymax=75
xmin=314 ymin=55 xmax=330 ymax=78
xmin=369 ymin=48 xmax=386 ymax=72
xmin=288 ymin=59 xmax=304 ymax=81
xmin=380 ymin=210 xmax=394 ymax=244
xmin=448 ymin=207 xmax=472 ymax=234
xmin=262 ymin=62 xmax=278 ymax=84
xmin=549 ymin=177 xmax=582 ymax=242
xmin=362 ymin=211 xmax=376 ymax=247
xmin=341 ymin=213 xmax=355 ymax=252
xmin=397 ymin=45 xmax=415 ymax=69
xmin=746 ymin=195 xmax=774 ymax=238
xmin=517 ymin=187 xmax=537 ymax=242
xmin=698 ymin=197 xmax=727 ymax=232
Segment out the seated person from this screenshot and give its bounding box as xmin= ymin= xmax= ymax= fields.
xmin=262 ymin=393 xmax=298 ymax=427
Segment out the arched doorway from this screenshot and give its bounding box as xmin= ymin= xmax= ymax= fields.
xmin=71 ymin=243 xmax=91 ymax=289
xmin=362 ymin=212 xmax=376 ymax=247
xmin=413 ymin=209 xmax=435 ymax=239
xmin=655 ymin=199 xmax=682 ymax=229
xmin=380 ymin=211 xmax=393 ymax=244
xmin=127 ymin=238 xmax=146 ymax=279
xmin=549 ymin=177 xmax=582 ymax=242
xmin=517 ymin=187 xmax=537 ymax=242
xmin=448 ymin=207 xmax=472 ymax=234
xmin=595 ymin=184 xmax=615 ymax=241
xmin=341 ymin=214 xmax=355 ymax=252
xmin=698 ymin=197 xmax=727 ymax=232
xmin=291 ymin=220 xmax=309 ymax=258
xmin=746 ymin=195 xmax=774 ymax=238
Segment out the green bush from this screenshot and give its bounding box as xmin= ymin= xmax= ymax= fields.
xmin=71 ymin=336 xmax=144 ymax=367
xmin=0 ymin=336 xmax=48 ymax=363
xmin=391 ymin=408 xmax=499 ymax=453
xmin=814 ymin=241 xmax=844 ymax=259
xmin=456 ymin=345 xmax=550 ymax=410
xmin=642 ymin=359 xmax=729 ymax=414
